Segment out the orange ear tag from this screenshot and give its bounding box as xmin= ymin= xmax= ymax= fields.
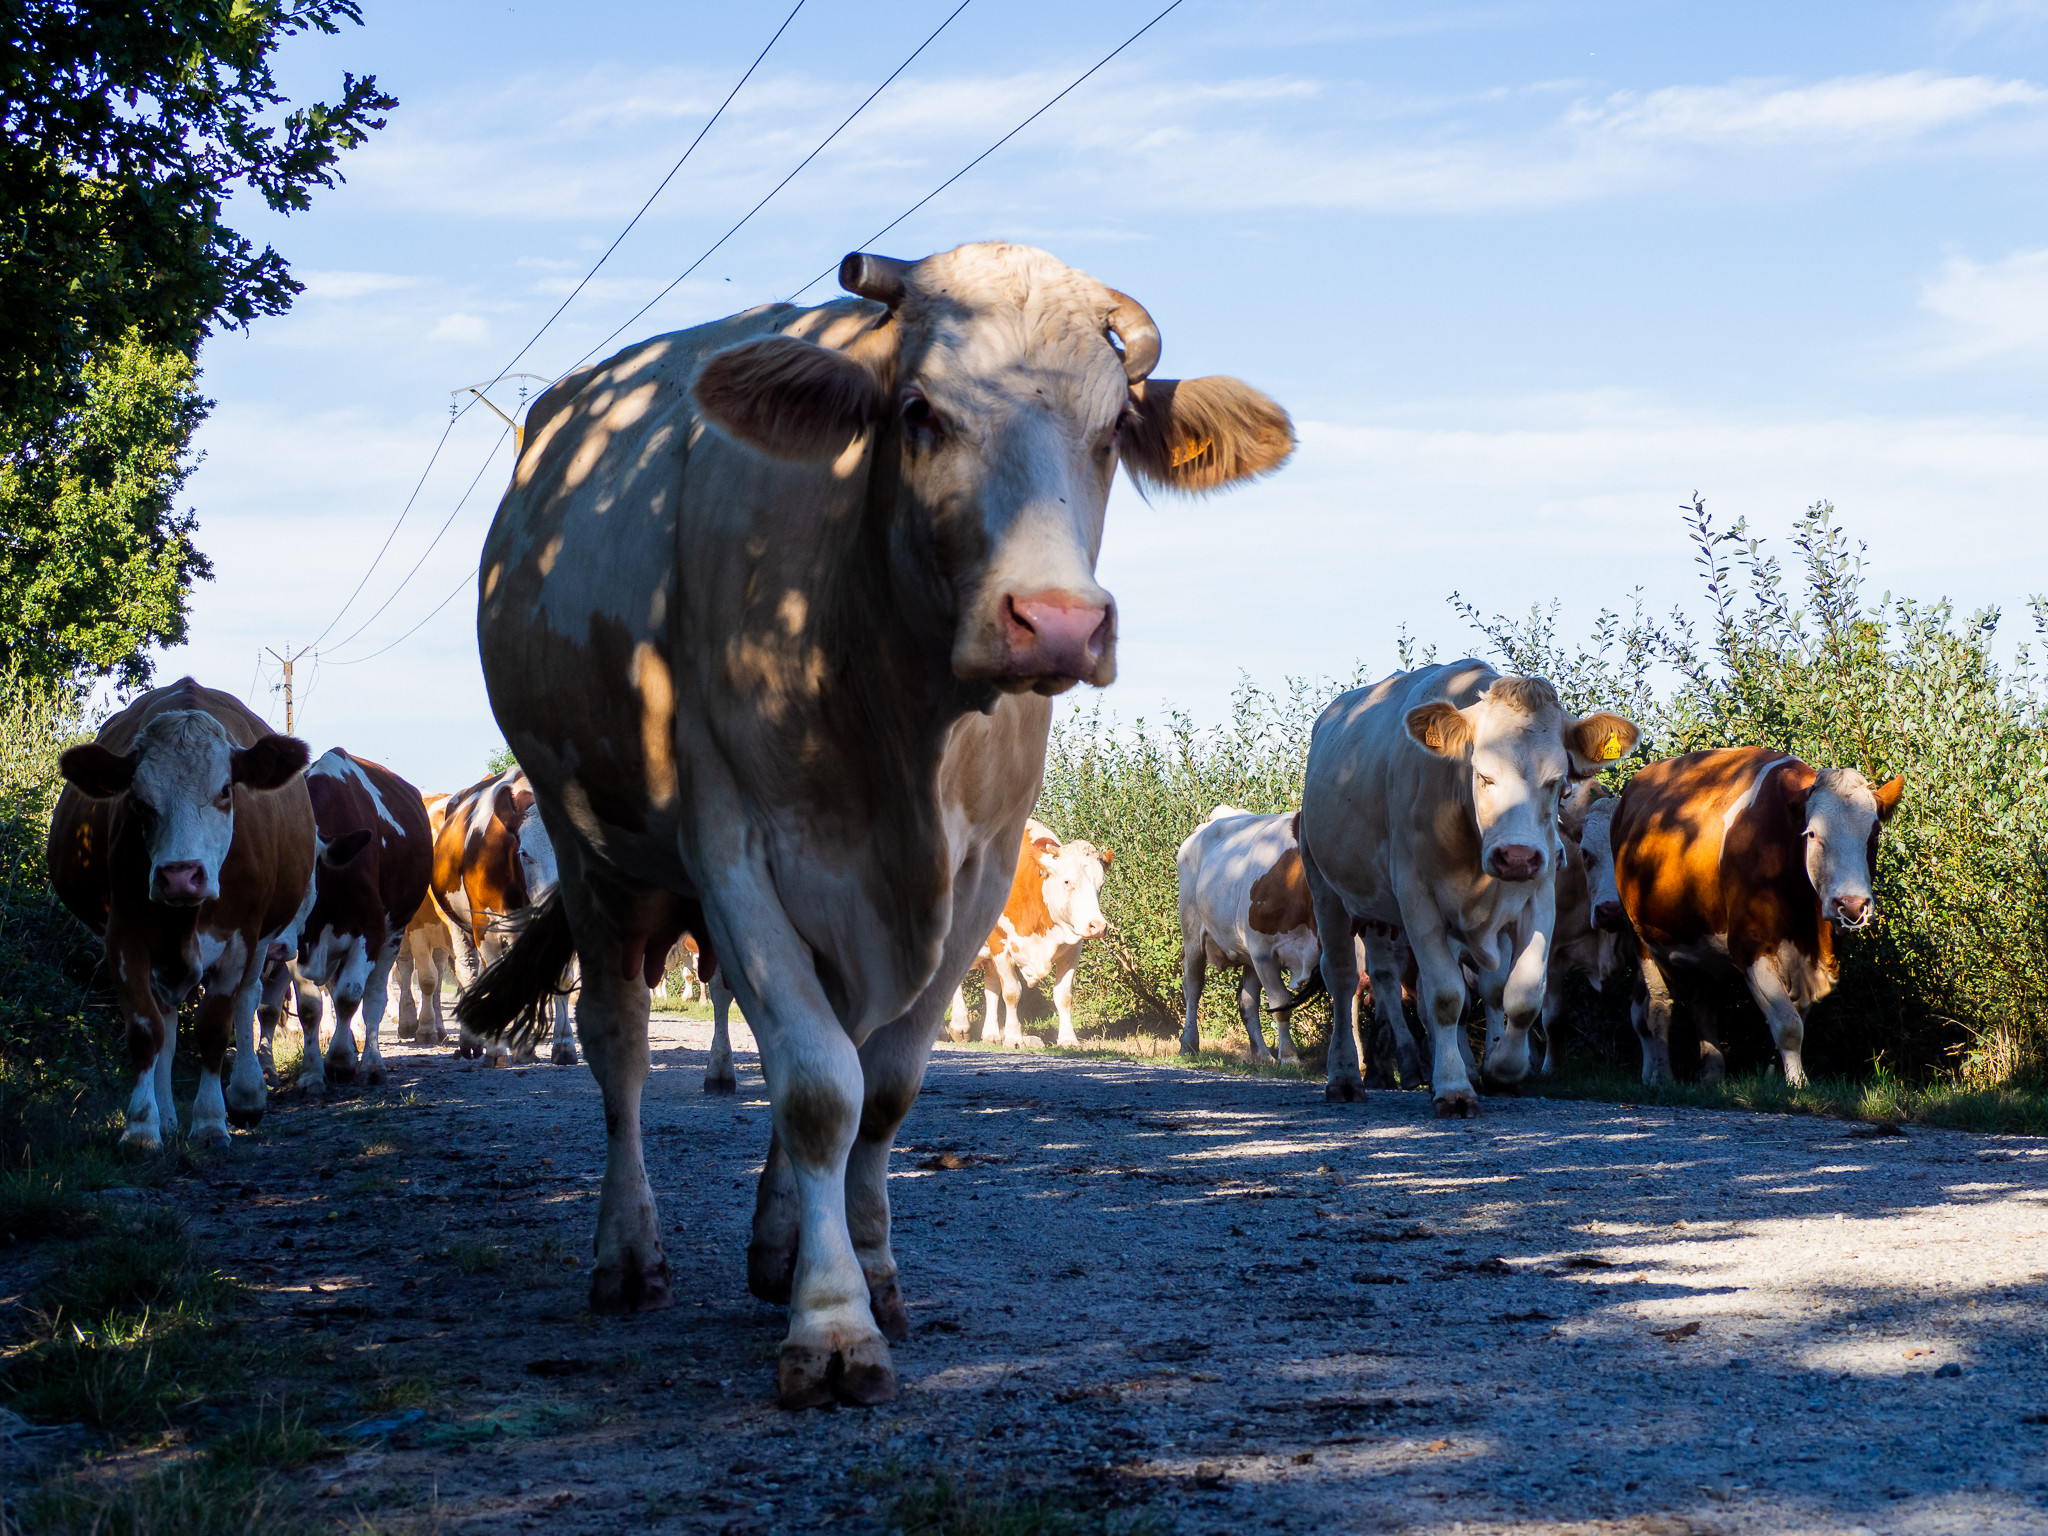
xmin=1169 ymin=435 xmax=1214 ymax=468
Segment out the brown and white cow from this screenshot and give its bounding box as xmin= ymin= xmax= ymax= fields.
xmin=1298 ymin=662 xmax=1639 ymax=1114
xmin=429 ymin=767 xmax=575 ymax=1065
xmin=395 ymin=891 xmax=456 ymax=1046
xmin=456 ymin=242 xmax=1292 ymax=1407
xmin=283 ymin=749 xmax=433 ymax=1091
xmin=48 ymin=678 xmax=314 ymax=1148
xmin=946 ymin=818 xmax=1112 ymax=1049
xmin=1174 ymin=806 xmax=1320 ymax=1063
xmin=656 ymin=935 xmax=741 ymax=1093
xmin=1612 ymin=747 xmax=1904 ymax=1086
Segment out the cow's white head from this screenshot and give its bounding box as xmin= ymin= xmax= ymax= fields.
xmin=1794 ymin=767 xmax=1905 ymax=929
xmin=61 ymin=712 xmax=308 ymax=906
xmin=1576 ymin=796 xmax=1625 ymax=934
xmin=1406 ymin=675 xmax=1640 ymax=885
xmin=496 ymin=777 xmax=559 ymax=904
xmin=1035 ymin=830 xmax=1113 ymax=941
xmin=691 ymin=243 xmax=1294 ymax=697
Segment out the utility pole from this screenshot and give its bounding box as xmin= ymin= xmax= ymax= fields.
xmin=266 ymin=644 xmax=311 ymax=735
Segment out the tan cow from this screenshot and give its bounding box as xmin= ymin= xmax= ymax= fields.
xmin=1613 ymin=748 xmax=1904 ymax=1086
xmin=1298 ymin=662 xmax=1639 ymax=1114
xmin=947 ymin=818 xmax=1113 ymax=1049
xmin=456 ymin=242 xmax=1292 ymax=1408
xmin=48 ymin=678 xmax=314 ymax=1148
xmin=395 ymin=891 xmax=456 ymax=1046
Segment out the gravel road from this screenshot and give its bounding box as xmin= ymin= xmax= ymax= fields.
xmin=51 ymin=1011 xmax=2048 ymax=1534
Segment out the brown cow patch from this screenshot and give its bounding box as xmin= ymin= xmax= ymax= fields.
xmin=1248 ymin=847 xmax=1313 ymax=935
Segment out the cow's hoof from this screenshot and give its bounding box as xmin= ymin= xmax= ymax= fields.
xmin=947 ymin=1027 xmax=968 ymax=1043
xmin=191 ymin=1123 xmax=232 ymax=1151
xmin=360 ymin=1064 xmax=387 ymax=1086
xmin=702 ymin=1073 xmax=737 ymax=1095
xmin=777 ymin=1337 xmax=898 ymax=1411
xmin=868 ymin=1280 xmax=911 ymax=1342
xmin=551 ymin=1044 xmax=579 ymax=1067
xmin=118 ymin=1131 xmax=163 ymax=1154
xmin=747 ymin=1240 xmax=797 ymax=1305
xmin=1324 ymin=1078 xmax=1365 ymax=1103
xmin=486 ymin=1055 xmax=508 ymax=1069
xmin=225 ymin=1105 xmax=264 ymax=1130
xmin=1433 ymin=1093 xmax=1481 ymax=1119
xmin=588 ymin=1255 xmax=675 ymax=1314
xmin=325 ymin=1058 xmax=357 ymax=1086
xmin=397 ymin=1022 xmax=418 ymax=1042
xmin=295 ymin=1074 xmax=328 ymax=1097
xmin=455 ymin=1044 xmax=481 ymax=1060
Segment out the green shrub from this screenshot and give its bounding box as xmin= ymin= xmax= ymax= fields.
xmin=1039 ymin=499 xmax=2048 ymax=1087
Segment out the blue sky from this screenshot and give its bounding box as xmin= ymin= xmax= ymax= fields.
xmin=158 ymin=0 xmax=2048 ymax=790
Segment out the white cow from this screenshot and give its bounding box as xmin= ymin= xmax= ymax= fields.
xmin=949 ymin=819 xmax=1112 ymax=1048
xmin=1174 ymin=806 xmax=1320 ymax=1063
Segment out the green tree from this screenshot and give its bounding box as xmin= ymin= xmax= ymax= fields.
xmin=0 ymin=0 xmax=395 ymax=686
xmin=486 ymin=743 xmax=518 ymax=777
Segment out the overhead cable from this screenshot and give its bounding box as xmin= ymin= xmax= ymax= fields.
xmin=567 ymin=0 xmax=974 ymax=377
xmin=787 ymin=0 xmax=1186 ymax=301
xmin=323 ymin=566 xmax=479 ymax=667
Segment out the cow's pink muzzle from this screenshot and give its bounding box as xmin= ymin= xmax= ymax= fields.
xmin=154 ymin=861 xmax=208 ymax=905
xmin=1000 ymin=593 xmax=1110 ymax=685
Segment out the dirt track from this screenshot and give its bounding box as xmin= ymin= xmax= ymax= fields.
xmin=32 ymin=1012 xmax=2048 ymax=1534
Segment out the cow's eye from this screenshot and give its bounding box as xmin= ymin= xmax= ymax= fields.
xmin=901 ymin=389 xmax=940 ymax=445
xmin=1476 ymin=774 xmax=1495 ymax=788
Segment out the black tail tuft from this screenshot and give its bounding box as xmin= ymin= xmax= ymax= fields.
xmin=454 ymin=891 xmax=575 ymax=1055
xmin=1274 ymin=966 xmax=1326 ymax=1013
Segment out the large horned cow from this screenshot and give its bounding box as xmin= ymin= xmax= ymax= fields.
xmin=458 ymin=243 xmax=1293 ymax=1408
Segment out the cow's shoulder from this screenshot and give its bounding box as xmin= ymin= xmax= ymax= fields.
xmin=1248 ymin=846 xmax=1313 ymax=936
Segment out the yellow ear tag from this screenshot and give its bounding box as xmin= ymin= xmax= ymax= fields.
xmin=1169 ymin=435 xmax=1214 ymax=468
xmin=1599 ymin=730 xmax=1624 ymax=761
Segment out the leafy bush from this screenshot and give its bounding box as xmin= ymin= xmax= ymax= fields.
xmin=1038 ymin=499 xmax=2048 ymax=1085
xmin=0 ymin=671 xmax=111 ymax=1095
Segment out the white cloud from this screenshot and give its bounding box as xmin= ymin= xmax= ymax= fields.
xmin=1919 ymin=247 xmax=2048 ymax=361
xmin=428 ymin=313 xmax=492 ymax=345
xmin=300 ymin=270 xmax=421 ymax=300
xmin=1568 ymin=71 xmax=2043 ymax=146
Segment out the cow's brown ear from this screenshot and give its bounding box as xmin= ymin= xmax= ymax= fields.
xmin=1120 ymin=377 xmax=1295 ymax=495
xmin=693 ymin=327 xmax=894 ymax=462
xmin=1406 ymin=701 xmax=1473 ymax=758
xmin=1566 ymin=712 xmax=1640 ymax=778
xmin=1098 ymin=846 xmax=1114 ymax=868
xmin=322 ymin=829 xmax=374 ymax=868
xmin=60 ymin=743 xmax=137 ymax=798
xmin=1872 ymin=774 xmax=1906 ymax=821
xmin=231 ymin=734 xmax=309 ymax=790
xmin=492 ymin=782 xmax=523 ymax=830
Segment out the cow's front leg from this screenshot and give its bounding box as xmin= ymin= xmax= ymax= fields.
xmin=1050 ymin=949 xmax=1082 ymax=1048
xmin=220 ymin=944 xmax=269 ymax=1131
xmin=294 ymin=973 xmax=330 ymax=1095
xmin=1305 ymin=862 xmax=1365 ymax=1102
xmin=1235 ymin=967 xmax=1274 ymax=1062
xmin=189 ymin=969 xmax=244 ymax=1150
xmin=1480 ymin=906 xmax=1548 ymax=1087
xmin=112 ymin=936 xmax=174 ymax=1148
xmin=947 ymin=982 xmax=971 ymax=1042
xmin=1538 ymin=978 xmax=1566 ymax=1075
xmin=704 ymin=972 xmax=738 ymax=1093
xmin=396 ymin=950 xmax=420 ymax=1041
xmin=417 ymin=945 xmax=448 ymax=1046
xmin=355 ymin=940 xmax=400 ymax=1085
xmin=256 ymin=949 xmax=291 ymax=1087
xmin=1249 ymin=953 xmax=1299 ymax=1064
xmin=1743 ymin=956 xmax=1807 ymax=1087
xmin=980 ymin=969 xmax=1005 ymax=1045
xmin=1411 ymin=929 xmax=1477 ymax=1116
xmin=847 ymin=1015 xmax=939 ymax=1342
xmin=1360 ymin=933 xmax=1423 ymax=1088
xmin=1635 ymin=952 xmax=1677 ymax=1084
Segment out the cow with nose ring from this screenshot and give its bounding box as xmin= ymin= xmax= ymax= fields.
xmin=1296 ymin=662 xmax=1641 ymax=1115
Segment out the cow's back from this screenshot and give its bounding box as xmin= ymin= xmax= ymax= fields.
xmin=356 ymin=757 xmax=432 ymax=924
xmin=48 ymin=678 xmax=312 ymax=939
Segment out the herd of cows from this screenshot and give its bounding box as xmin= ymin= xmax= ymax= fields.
xmin=37 ymin=243 xmax=1908 ymax=1409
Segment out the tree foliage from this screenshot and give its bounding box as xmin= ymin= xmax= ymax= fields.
xmin=0 ymin=0 xmax=394 ymax=687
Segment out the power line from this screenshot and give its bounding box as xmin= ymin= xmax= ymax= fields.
xmin=305 ymin=404 xmax=472 ymax=650
xmin=324 ymin=566 xmax=478 ymax=667
xmin=567 ymin=0 xmax=974 ymax=377
xmin=496 ymin=0 xmax=810 ymax=380
xmin=306 ymin=3 xmax=809 ymax=654
xmin=787 ymin=0 xmax=1187 ymax=301
xmin=320 ymin=424 xmax=513 ymax=656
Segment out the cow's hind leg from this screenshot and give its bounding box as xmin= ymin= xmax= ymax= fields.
xmin=396 ymin=950 xmax=420 ymax=1041
xmin=256 ymin=950 xmax=291 ymax=1088
xmin=847 ymin=1015 xmax=937 ymax=1342
xmin=1236 ymin=968 xmax=1274 ymax=1062
xmin=294 ymin=973 xmax=330 ymax=1095
xmin=550 ymin=960 xmax=579 ymax=1066
xmin=704 ymin=972 xmax=737 ymax=1094
xmin=748 ymin=1130 xmax=801 ymax=1305
xmin=1304 ymin=859 xmax=1366 ymax=1103
xmin=1635 ymin=952 xmax=1677 ymax=1085
xmin=1694 ymin=996 xmax=1726 ymax=1084
xmin=354 ymin=941 xmax=399 ymax=1085
xmin=1178 ymin=943 xmax=1207 ymax=1056
xmin=1361 ymin=935 xmax=1422 ymax=1089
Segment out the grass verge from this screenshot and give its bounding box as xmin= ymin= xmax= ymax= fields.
xmin=885 ymin=1470 xmax=1163 ymax=1536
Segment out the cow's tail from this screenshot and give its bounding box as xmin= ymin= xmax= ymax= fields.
xmin=1274 ymin=967 xmax=1326 ymax=1013
xmin=454 ymin=891 xmax=575 ymax=1054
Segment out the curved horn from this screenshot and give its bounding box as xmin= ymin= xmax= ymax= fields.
xmin=1106 ymin=288 xmax=1160 ymax=385
xmin=840 ymin=252 xmax=910 ymax=308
